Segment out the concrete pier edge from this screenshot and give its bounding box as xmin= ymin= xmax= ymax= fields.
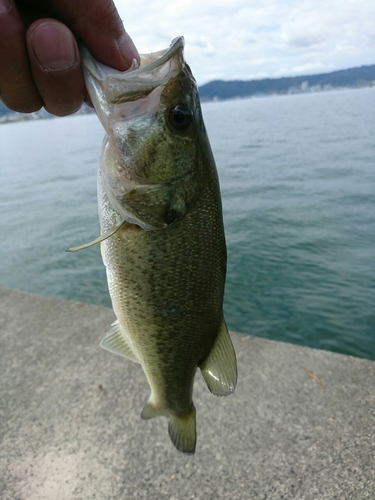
xmin=1 ymin=287 xmax=374 ymax=500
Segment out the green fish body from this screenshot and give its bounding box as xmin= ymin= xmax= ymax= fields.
xmin=79 ymin=37 xmax=237 ymax=453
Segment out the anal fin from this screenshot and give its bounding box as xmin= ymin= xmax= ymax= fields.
xmin=100 ymin=320 xmax=140 ymax=363
xmin=199 ymin=317 xmax=237 ymax=396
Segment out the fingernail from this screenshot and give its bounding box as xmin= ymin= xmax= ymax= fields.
xmin=0 ymin=0 xmax=11 ymax=14
xmin=31 ymin=22 xmax=77 ymax=71
xmin=118 ymin=33 xmax=140 ymax=68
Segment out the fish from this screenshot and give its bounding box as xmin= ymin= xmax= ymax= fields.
xmin=69 ymin=37 xmax=237 ymax=454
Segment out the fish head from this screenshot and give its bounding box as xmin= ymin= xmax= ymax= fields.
xmin=81 ymin=37 xmax=207 ymax=230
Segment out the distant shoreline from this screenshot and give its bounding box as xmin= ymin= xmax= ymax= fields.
xmin=0 ymin=103 xmax=94 ymax=125
xmin=198 ymin=64 xmax=375 ymax=102
xmin=199 ymin=83 xmax=375 ymax=103
xmin=0 ymin=80 xmax=375 ymax=125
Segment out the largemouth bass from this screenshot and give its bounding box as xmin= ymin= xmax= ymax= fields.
xmin=71 ymin=37 xmax=237 ymax=454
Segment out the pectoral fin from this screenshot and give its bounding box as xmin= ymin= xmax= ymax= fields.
xmin=199 ymin=318 xmax=237 ymax=397
xmin=66 ymin=221 xmax=126 ymax=252
xmin=100 ymin=320 xmax=140 ymax=363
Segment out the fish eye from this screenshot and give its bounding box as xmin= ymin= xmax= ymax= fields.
xmin=168 ymin=103 xmax=193 ymax=131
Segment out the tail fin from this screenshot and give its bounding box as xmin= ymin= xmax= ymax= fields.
xmin=141 ymin=398 xmax=197 ymax=454
xmin=168 ymin=406 xmax=196 ymax=454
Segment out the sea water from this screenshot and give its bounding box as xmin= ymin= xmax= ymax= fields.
xmin=1 ymin=88 xmax=374 ymax=360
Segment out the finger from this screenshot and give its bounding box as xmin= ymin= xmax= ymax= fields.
xmin=50 ymin=0 xmax=140 ymax=70
xmin=0 ymin=0 xmax=43 ymax=112
xmin=26 ymin=20 xmax=85 ymax=116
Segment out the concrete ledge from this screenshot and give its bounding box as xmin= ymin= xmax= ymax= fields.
xmin=0 ymin=288 xmax=374 ymax=499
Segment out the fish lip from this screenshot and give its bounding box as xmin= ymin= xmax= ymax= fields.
xmin=80 ymin=36 xmax=184 ymax=82
xmin=128 ymin=36 xmax=185 ymax=77
xmin=80 ymin=36 xmax=186 ymax=114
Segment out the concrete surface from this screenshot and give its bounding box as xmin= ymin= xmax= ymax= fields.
xmin=0 ymin=287 xmax=374 ymax=500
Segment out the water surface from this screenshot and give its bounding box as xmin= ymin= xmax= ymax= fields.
xmin=1 ymin=88 xmax=374 ymax=359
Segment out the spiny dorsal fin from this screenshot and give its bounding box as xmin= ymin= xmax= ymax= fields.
xmin=100 ymin=320 xmax=140 ymax=363
xmin=199 ymin=318 xmax=237 ymax=397
xmin=66 ymin=220 xmax=126 ymax=252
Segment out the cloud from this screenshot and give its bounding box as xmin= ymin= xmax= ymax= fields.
xmin=115 ymin=0 xmax=375 ymax=83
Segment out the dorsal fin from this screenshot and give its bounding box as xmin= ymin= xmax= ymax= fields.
xmin=199 ymin=318 xmax=237 ymax=396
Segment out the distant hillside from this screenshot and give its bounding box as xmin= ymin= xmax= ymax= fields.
xmin=1 ymin=64 xmax=374 ymax=120
xmin=199 ymin=65 xmax=375 ymax=101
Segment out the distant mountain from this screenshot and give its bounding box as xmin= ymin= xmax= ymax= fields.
xmin=1 ymin=65 xmax=374 ymax=121
xmin=198 ymin=65 xmax=375 ymax=101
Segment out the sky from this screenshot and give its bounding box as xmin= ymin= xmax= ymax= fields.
xmin=114 ymin=0 xmax=375 ymax=85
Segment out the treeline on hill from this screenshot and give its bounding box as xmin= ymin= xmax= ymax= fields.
xmin=198 ymin=65 xmax=375 ymax=100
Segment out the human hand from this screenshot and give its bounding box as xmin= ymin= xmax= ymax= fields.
xmin=0 ymin=0 xmax=139 ymax=116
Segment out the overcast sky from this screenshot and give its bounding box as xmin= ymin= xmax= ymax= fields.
xmin=115 ymin=0 xmax=375 ymax=85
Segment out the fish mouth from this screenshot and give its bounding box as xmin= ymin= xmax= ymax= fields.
xmin=130 ymin=36 xmax=185 ymax=77
xmin=82 ymin=35 xmax=184 ymax=77
xmin=81 ymin=37 xmax=185 ymax=107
